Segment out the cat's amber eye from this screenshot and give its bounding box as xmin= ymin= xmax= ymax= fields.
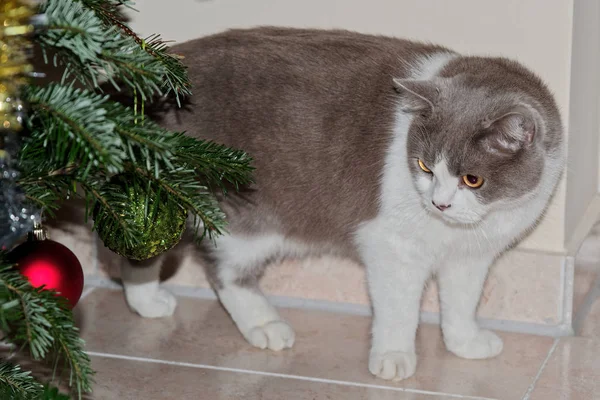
xmin=418 ymin=159 xmax=432 ymax=173
xmin=462 ymin=175 xmax=484 ymax=188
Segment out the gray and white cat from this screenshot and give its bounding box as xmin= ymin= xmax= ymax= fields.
xmin=119 ymin=28 xmax=565 ymax=381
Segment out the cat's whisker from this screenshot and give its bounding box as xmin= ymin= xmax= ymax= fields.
xmin=476 ymin=222 xmax=495 ymax=251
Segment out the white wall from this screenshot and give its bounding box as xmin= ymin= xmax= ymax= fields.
xmin=564 ymin=0 xmax=600 ymax=247
xmin=127 ymin=0 xmax=575 ymax=252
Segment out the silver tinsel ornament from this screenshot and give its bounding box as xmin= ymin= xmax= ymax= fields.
xmin=0 ymin=0 xmax=46 ymax=250
xmin=0 ymin=131 xmax=38 ymax=250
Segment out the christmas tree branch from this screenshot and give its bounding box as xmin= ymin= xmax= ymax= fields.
xmin=24 ymin=84 xmax=125 ymax=178
xmin=40 ymin=0 xmax=158 ymax=98
xmin=40 ymin=0 xmax=190 ymax=102
xmin=98 ymin=39 xmax=165 ymax=100
xmin=135 ymin=34 xmax=192 ymax=102
xmin=172 ymin=135 xmax=255 ymax=193
xmin=79 ymin=0 xmax=192 ymax=101
xmin=0 ymin=361 xmax=44 ymax=400
xmin=82 ymin=179 xmax=139 ymax=249
xmin=80 ymin=0 xmax=134 ymax=25
xmin=0 ymin=262 xmax=93 ymax=398
xmin=18 ymin=173 xmax=71 ymax=212
xmin=0 ymin=361 xmax=72 ymax=400
xmin=127 ymin=165 xmax=225 ymax=239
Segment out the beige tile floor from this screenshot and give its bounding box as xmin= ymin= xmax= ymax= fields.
xmin=68 ymin=284 xmax=600 ymax=400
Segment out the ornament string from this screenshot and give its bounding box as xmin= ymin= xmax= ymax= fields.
xmin=134 ymin=38 xmax=147 ymax=126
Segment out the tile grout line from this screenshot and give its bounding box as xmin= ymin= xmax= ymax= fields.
xmin=521 ymin=338 xmax=560 ymax=400
xmin=87 ymin=351 xmax=496 ymax=400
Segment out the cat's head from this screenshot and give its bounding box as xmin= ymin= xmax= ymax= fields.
xmin=395 ymin=66 xmax=563 ymax=225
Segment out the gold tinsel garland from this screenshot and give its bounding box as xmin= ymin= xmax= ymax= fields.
xmin=0 ymin=0 xmax=35 ymax=137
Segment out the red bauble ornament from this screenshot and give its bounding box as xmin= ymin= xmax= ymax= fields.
xmin=9 ymin=239 xmax=85 ymax=308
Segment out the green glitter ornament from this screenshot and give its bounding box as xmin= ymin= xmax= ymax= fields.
xmin=94 ymin=174 xmax=187 ymax=261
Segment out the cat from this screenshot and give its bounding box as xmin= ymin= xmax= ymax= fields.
xmin=119 ymin=27 xmax=565 ymax=381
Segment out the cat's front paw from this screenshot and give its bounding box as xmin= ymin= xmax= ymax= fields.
xmin=445 ymin=329 xmax=503 ymax=359
xmin=243 ymin=320 xmax=295 ymax=351
xmin=125 ymin=286 xmax=177 ymax=318
xmin=368 ymin=351 xmax=417 ymax=381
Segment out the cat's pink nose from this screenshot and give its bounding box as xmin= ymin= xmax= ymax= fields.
xmin=432 ymin=200 xmax=451 ymax=211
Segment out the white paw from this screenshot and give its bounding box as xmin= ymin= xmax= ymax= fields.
xmin=243 ymin=320 xmax=295 ymax=351
xmin=445 ymin=329 xmax=503 ymax=359
xmin=126 ymin=286 xmax=177 ymax=319
xmin=369 ymin=351 xmax=417 ymax=381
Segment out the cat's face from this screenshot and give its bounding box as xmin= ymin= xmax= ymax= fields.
xmin=411 ymin=157 xmax=489 ymax=224
xmin=397 ymin=76 xmax=549 ymax=225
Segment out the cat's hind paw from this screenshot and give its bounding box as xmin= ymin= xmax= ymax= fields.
xmin=368 ymin=351 xmax=417 ymax=381
xmin=125 ymin=285 xmax=177 ymax=318
xmin=244 ymin=320 xmax=295 ymax=351
xmin=445 ymin=329 xmax=503 ymax=359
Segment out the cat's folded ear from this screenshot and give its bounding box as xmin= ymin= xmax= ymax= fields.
xmin=392 ymin=78 xmax=439 ymax=115
xmin=480 ymin=105 xmax=539 ymax=155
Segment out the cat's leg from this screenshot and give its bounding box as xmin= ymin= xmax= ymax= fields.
xmin=121 ymin=255 xmax=177 ymax=318
xmin=359 ymin=232 xmax=432 ymax=381
xmin=437 ymin=257 xmax=503 ymax=359
xmin=209 ymin=233 xmax=295 ymax=351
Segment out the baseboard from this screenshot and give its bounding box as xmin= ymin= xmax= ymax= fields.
xmin=565 ymin=194 xmax=600 ymax=256
xmin=84 ymin=255 xmax=575 ymax=339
